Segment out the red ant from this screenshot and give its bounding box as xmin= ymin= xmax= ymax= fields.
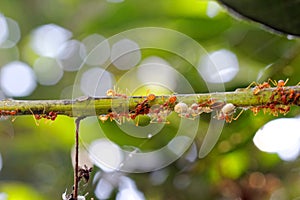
xmin=147 ymin=95 xmax=175 ymax=124
xmin=246 ymin=81 xmax=271 ymax=95
xmin=268 ymin=78 xmax=289 ymax=102
xmin=289 ymin=89 xmax=295 ymax=99
xmin=130 ymin=94 xmax=156 ymax=119
xmin=106 ymin=88 xmax=128 ymax=98
xmin=162 ymin=95 xmax=177 ymax=108
xmin=99 ymin=112 xmax=127 ymax=125
xmin=293 ymin=93 xmax=300 ymax=104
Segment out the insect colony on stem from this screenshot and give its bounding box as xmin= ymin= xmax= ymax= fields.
xmin=248 ymin=79 xmax=300 ymax=117
xmin=98 ymin=79 xmax=300 ymax=125
xmin=2 ymin=79 xmax=297 ymax=125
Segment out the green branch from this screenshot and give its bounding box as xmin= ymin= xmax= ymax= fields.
xmin=0 ymin=86 xmax=300 ymax=119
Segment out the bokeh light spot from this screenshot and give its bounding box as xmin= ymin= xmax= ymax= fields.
xmin=0 ymin=61 xmax=36 ymax=97
xmin=89 ymin=139 xmax=123 ymax=172
xmin=94 ymin=177 xmax=114 ymax=199
xmin=30 ymin=24 xmax=72 ymax=58
xmin=110 ymin=39 xmax=141 ymax=70
xmin=253 ymin=118 xmax=300 ymax=161
xmin=0 ymin=17 xmax=21 ymax=48
xmin=206 ymin=1 xmax=221 ymax=18
xmin=137 ymin=57 xmax=178 ymax=90
xmin=80 ymin=67 xmax=115 ymax=96
xmin=81 ymin=34 xmax=110 ymax=66
xmin=0 ymin=14 xmax=8 ymax=46
xmin=33 ymin=57 xmax=63 ymax=85
xmin=198 ymin=49 xmax=239 ymax=83
xmin=57 ymin=40 xmax=84 ymax=71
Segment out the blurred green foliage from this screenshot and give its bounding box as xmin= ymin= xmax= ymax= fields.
xmin=0 ymin=0 xmax=300 ymax=199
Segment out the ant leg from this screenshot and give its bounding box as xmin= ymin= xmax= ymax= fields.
xmin=245 ymin=81 xmax=258 ymax=90
xmin=268 ymin=78 xmax=277 ymax=87
xmin=135 ymin=115 xmax=139 ymax=126
xmin=28 ymin=108 xmax=40 ymax=126
xmin=233 ymin=109 xmax=244 ymax=121
xmin=284 ymin=78 xmax=289 ymax=86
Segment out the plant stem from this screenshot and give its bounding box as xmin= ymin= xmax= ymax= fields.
xmin=0 ymin=86 xmax=300 ymax=117
xmin=73 ymin=116 xmax=85 ymax=200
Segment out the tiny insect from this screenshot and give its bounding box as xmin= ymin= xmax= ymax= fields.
xmin=106 ymin=87 xmax=127 ymax=98
xmin=147 ymin=93 xmax=156 ymax=101
xmin=293 ymin=93 xmax=300 ymax=104
xmin=168 ymin=95 xmax=177 ymax=104
xmin=269 ymin=78 xmax=289 ymax=88
xmin=289 ymin=89 xmax=295 ymax=99
xmin=78 ymin=165 xmax=93 ymax=183
xmin=246 ymin=81 xmax=271 ymax=95
xmin=217 ymin=103 xmax=243 ymax=123
xmin=174 ymin=102 xmax=189 ymax=114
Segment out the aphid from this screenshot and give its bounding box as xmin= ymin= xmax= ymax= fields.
xmin=174 ymin=102 xmax=204 ymax=119
xmin=34 ymin=114 xmax=42 ymax=120
xmin=0 ymin=110 xmax=18 ymax=116
xmin=189 ymin=103 xmax=204 ymax=117
xmin=174 ymin=102 xmax=189 ymax=114
xmin=48 ymin=111 xmax=58 ymax=121
xmin=217 ymin=103 xmax=243 ymax=123
xmin=148 ymin=104 xmax=171 ymax=124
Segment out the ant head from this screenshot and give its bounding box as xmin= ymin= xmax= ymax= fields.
xmin=277 ymin=80 xmax=285 ymax=87
xmin=106 ymin=89 xmax=115 ymax=96
xmin=168 ymin=96 xmax=177 ymax=104
xmin=147 ymin=94 xmax=156 ymax=101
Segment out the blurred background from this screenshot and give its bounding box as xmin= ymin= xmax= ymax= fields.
xmin=0 ymin=0 xmax=300 ymax=199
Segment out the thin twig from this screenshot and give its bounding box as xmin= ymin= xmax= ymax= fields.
xmin=73 ymin=116 xmax=86 ymax=200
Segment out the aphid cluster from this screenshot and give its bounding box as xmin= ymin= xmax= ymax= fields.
xmin=34 ymin=111 xmax=58 ymax=121
xmin=174 ymin=101 xmax=212 ymax=119
xmin=0 ymin=110 xmax=18 ymax=117
xmin=99 ymin=89 xmax=158 ymax=125
xmin=174 ymin=98 xmax=242 ymax=123
xmin=130 ymin=94 xmax=156 ymax=120
xmin=147 ymin=95 xmax=177 ymax=123
xmin=100 ymin=80 xmax=299 ymax=125
xmin=248 ymin=79 xmax=300 ymax=116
